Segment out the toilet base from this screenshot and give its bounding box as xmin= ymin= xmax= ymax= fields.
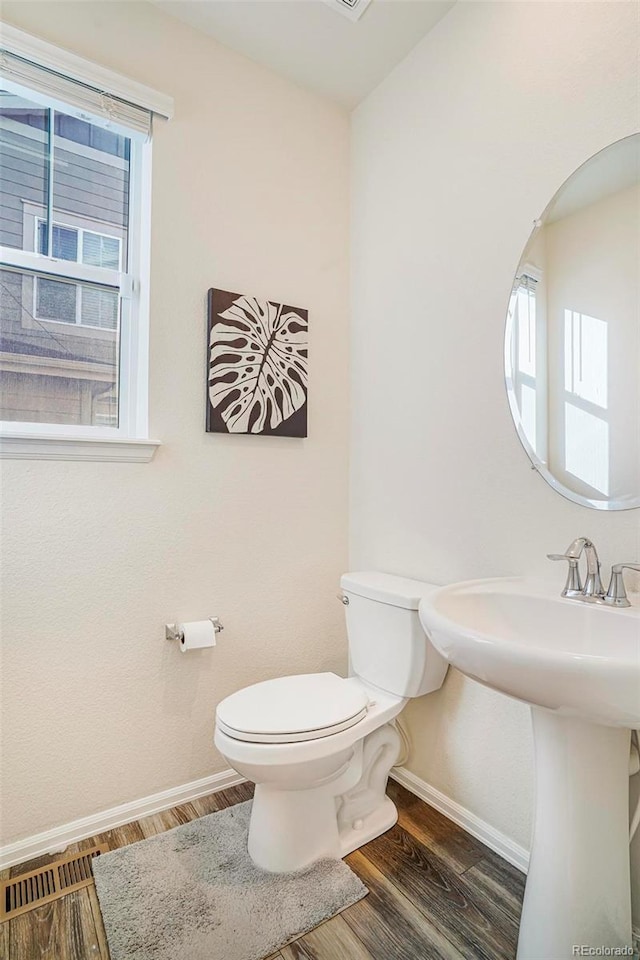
xmin=339 ymin=795 xmax=398 ymax=857
xmin=248 ymin=779 xmax=343 ymax=872
xmin=246 ymin=723 xmax=402 ymax=873
xmin=248 ymin=784 xmax=399 ymax=873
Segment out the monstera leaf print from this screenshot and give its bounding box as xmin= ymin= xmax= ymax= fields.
xmin=208 ymin=294 xmax=307 ymax=434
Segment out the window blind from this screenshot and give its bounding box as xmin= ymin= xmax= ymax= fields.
xmin=0 ymin=24 xmax=172 ymax=140
xmin=0 ymin=49 xmax=153 ymax=139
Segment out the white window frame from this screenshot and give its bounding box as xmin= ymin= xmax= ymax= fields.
xmin=505 ymin=262 xmax=549 ymax=467
xmin=0 ymin=26 xmax=170 ymax=462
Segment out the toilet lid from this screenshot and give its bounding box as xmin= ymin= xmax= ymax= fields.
xmin=216 ymin=673 xmax=369 ymax=744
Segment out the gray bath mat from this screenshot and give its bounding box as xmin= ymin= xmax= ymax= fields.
xmin=93 ymin=800 xmax=368 ymax=960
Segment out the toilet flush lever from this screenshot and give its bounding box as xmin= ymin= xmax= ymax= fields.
xmin=337 ymin=593 xmax=349 ymax=605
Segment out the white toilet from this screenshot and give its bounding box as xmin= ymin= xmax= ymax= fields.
xmin=214 ymin=571 xmax=448 ymax=872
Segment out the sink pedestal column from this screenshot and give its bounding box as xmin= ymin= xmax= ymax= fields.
xmin=517 ymin=708 xmax=632 ymax=960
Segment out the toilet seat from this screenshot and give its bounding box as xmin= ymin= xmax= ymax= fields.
xmin=216 ymin=673 xmax=369 ymax=744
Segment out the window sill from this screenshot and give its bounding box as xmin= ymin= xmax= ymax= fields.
xmin=0 ymin=433 xmax=161 ymax=462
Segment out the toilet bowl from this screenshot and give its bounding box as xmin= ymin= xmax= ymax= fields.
xmin=214 ymin=571 xmax=448 ymax=873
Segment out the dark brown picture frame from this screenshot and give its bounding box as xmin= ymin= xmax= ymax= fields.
xmin=206 ymin=288 xmax=308 ymax=437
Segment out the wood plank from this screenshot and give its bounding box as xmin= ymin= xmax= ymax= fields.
xmin=190 ymin=792 xmax=228 ymax=817
xmin=344 ymin=848 xmax=465 ymax=960
xmin=224 ymin=782 xmax=255 ymax=803
xmin=91 ymin=819 xmax=146 ymax=853
xmin=361 ymin=823 xmax=519 ymax=960
xmin=463 ymin=852 xmax=525 ymax=926
xmin=137 ymin=801 xmax=200 ymax=839
xmin=210 ymin=782 xmax=255 ymax=809
xmin=86 ymin=882 xmax=111 ymax=960
xmin=387 ymin=780 xmax=487 ymax=874
xmin=61 ymin=889 xmax=107 ymax=960
xmin=8 ymin=888 xmax=103 ymax=960
xmin=281 ymin=915 xmax=374 ymax=960
xmin=191 ymin=782 xmax=254 ymax=817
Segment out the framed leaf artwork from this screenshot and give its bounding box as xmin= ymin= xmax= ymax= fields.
xmin=206 ymin=288 xmax=308 ymax=437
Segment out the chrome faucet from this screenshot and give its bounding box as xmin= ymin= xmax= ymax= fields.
xmin=547 ymin=537 xmax=605 ymax=601
xmin=602 ymin=563 xmax=640 ymax=608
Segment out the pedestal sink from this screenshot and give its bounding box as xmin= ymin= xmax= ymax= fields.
xmin=418 ymin=577 xmax=640 ymax=960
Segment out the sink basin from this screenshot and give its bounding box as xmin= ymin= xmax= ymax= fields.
xmin=418 ymin=577 xmax=640 ymax=727
xmin=418 ymin=577 xmax=640 ymax=960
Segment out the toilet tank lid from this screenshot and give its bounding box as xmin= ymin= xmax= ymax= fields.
xmin=340 ymin=571 xmax=440 ymax=610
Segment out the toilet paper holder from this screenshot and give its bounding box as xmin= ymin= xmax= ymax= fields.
xmin=165 ymin=618 xmax=224 ymax=643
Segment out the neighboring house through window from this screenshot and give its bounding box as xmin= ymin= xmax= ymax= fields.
xmin=0 ymin=25 xmax=173 ymax=458
xmin=34 ymin=219 xmax=122 ymax=331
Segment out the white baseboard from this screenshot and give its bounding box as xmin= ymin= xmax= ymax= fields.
xmin=390 ymin=765 xmax=530 ymax=874
xmin=0 ymin=768 xmax=244 ymax=871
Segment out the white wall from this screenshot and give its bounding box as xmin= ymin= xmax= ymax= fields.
xmin=0 ymin=1 xmax=350 ymax=845
xmin=350 ymin=0 xmax=640 ymax=917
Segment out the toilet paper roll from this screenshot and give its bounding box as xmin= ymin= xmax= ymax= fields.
xmin=179 ymin=620 xmax=216 ymax=653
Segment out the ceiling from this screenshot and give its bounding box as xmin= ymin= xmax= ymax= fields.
xmin=154 ymin=0 xmax=455 ymax=108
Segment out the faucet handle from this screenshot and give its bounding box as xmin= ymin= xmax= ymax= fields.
xmin=604 ymin=563 xmax=640 ymax=608
xmin=547 ymin=553 xmax=583 ymax=597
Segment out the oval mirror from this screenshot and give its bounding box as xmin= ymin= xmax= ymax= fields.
xmin=505 ymin=134 xmax=640 ymax=510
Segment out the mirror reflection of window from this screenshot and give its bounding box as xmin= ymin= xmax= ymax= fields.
xmin=511 ymin=274 xmax=539 ymax=453
xmin=564 ymin=310 xmax=608 ymax=408
xmin=517 ymin=281 xmax=536 ymax=378
xmin=519 ymin=383 xmax=537 ymax=452
xmin=564 ymin=403 xmax=609 ymax=496
xmin=562 ymin=310 xmax=610 ymax=495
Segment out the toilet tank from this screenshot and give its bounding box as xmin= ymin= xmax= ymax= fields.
xmin=340 ymin=571 xmax=448 ymax=698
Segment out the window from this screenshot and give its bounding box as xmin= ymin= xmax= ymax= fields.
xmin=36 ymin=221 xmax=122 ymax=270
xmin=1 ymin=94 xmax=132 ymax=434
xmin=0 ymin=25 xmax=173 ymax=460
xmin=509 ymin=273 xmax=540 ymax=454
xmin=34 ymin=220 xmax=121 ymax=329
xmin=563 ymin=309 xmax=610 ymax=495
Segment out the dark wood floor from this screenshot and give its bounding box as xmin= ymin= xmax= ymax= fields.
xmin=2 ymin=778 xmax=525 ymax=959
